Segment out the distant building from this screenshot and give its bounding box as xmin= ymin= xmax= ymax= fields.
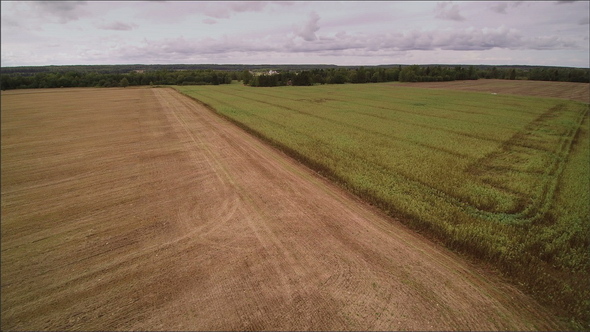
xmin=251 ymin=70 xmax=280 ymax=77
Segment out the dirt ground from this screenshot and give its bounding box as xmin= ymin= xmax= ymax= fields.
xmin=1 ymin=87 xmax=567 ymax=330
xmin=397 ymin=79 xmax=590 ymax=103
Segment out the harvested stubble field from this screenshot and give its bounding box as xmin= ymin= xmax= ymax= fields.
xmin=176 ymin=79 xmax=590 ymax=328
xmin=0 ymin=87 xmax=569 ymax=330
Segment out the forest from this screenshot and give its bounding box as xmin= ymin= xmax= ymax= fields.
xmin=245 ymin=65 xmax=589 ymax=87
xmin=1 ymin=64 xmax=588 ymax=90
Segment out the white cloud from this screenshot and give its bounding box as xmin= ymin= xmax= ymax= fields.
xmin=297 ymin=12 xmax=321 ymax=42
xmin=435 ymin=2 xmax=466 ymax=22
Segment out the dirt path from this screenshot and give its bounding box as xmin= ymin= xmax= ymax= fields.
xmin=1 ymin=87 xmax=565 ymax=330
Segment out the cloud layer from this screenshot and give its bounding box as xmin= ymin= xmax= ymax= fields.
xmin=1 ymin=1 xmax=588 ymax=67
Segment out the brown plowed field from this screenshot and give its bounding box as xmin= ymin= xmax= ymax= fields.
xmin=1 ymin=87 xmax=566 ymax=330
xmin=397 ymin=79 xmax=590 ymax=103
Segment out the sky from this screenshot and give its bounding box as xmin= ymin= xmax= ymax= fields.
xmin=1 ymin=1 xmax=589 ymax=68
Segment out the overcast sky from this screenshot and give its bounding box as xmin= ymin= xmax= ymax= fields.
xmin=1 ymin=1 xmax=589 ymax=68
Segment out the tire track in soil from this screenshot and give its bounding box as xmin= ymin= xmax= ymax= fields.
xmin=153 ymin=88 xmax=312 ymax=308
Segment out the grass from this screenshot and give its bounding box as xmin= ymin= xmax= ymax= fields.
xmin=174 ymin=82 xmax=589 ymax=328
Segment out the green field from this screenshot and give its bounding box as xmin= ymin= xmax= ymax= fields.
xmin=175 ymin=82 xmax=589 ymax=326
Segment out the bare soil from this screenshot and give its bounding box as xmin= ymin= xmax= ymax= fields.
xmin=397 ymin=79 xmax=590 ymax=103
xmin=1 ymin=87 xmax=567 ymax=330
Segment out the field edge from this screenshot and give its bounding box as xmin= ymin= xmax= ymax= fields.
xmin=172 ymin=85 xmax=589 ymax=330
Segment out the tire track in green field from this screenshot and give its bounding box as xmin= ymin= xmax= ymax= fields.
xmin=245 ymin=88 xmax=502 ymax=126
xmin=233 ymin=88 xmax=535 ymax=149
xmin=312 ymin=88 xmax=588 ymax=223
xmin=177 ymin=87 xmax=588 ymax=226
xmin=467 ymin=103 xmax=589 ymax=224
xmin=206 ymin=89 xmax=470 ymax=158
xmin=253 ymin=88 xmax=501 ymax=135
xmin=227 ymin=87 xmax=589 ymax=224
xmin=358 ymin=84 xmax=547 ymax=117
xmin=246 ymin=86 xmax=538 ymax=127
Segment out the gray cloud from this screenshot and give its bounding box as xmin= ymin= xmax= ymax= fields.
xmin=229 ymin=2 xmax=267 ymax=13
xmin=579 ymin=17 xmax=590 ymax=25
xmin=33 ymin=1 xmax=88 ymax=24
xmin=272 ymin=2 xmax=295 ymax=7
xmin=435 ymin=2 xmax=466 ymax=21
xmin=526 ymin=35 xmax=577 ymax=50
xmin=98 ymin=21 xmax=137 ymax=31
xmin=133 ymin=2 xmax=271 ymax=23
xmin=490 ymin=3 xmax=508 ymax=14
xmin=489 ymin=2 xmax=525 ymax=14
xmin=196 ymin=2 xmax=269 ymax=19
xmin=203 ymin=18 xmax=217 ymax=25
xmin=297 ymin=12 xmax=321 ymax=42
xmin=1 ymin=16 xmax=20 ymax=28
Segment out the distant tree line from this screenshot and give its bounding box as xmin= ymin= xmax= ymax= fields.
xmin=1 ymin=64 xmax=588 ymax=90
xmin=0 ymin=69 xmax=233 ymax=90
xmin=241 ymin=65 xmax=589 ymax=87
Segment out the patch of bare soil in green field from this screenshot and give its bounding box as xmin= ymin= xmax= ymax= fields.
xmin=0 ymin=87 xmax=567 ymax=330
xmin=397 ymin=79 xmax=590 ymax=103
